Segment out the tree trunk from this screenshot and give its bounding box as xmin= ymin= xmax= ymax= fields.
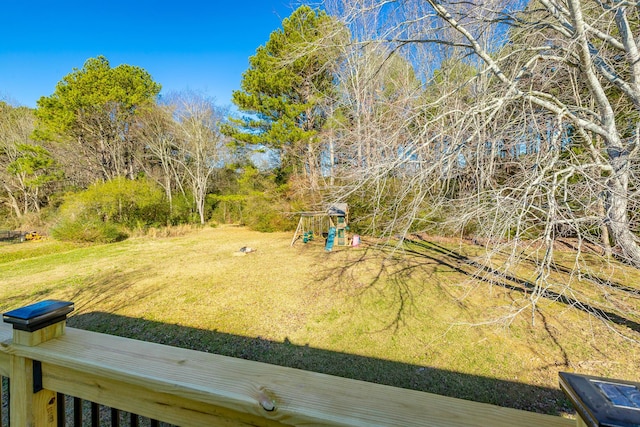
xmin=605 ymin=149 xmax=640 ymax=266
xmin=164 ymin=173 xmax=173 ymax=216
xmin=3 ymin=183 xmax=22 ymax=218
xmin=597 ymin=196 xmax=612 ymax=257
xmin=307 ymin=141 xmax=318 ymax=190
xmin=329 ymin=137 xmax=335 ymax=187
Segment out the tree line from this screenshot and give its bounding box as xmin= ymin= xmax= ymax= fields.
xmin=1 ymin=56 xmax=294 ymax=240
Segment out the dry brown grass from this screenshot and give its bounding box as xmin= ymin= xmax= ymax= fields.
xmin=1 ymin=225 xmax=639 ymax=416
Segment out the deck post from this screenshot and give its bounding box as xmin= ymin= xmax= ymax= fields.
xmin=3 ymin=300 xmax=74 ymax=427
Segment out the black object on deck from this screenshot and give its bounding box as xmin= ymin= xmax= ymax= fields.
xmin=560 ymin=371 xmax=640 ymax=427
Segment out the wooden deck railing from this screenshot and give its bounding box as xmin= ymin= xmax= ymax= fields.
xmin=0 ymin=301 xmax=578 ymax=427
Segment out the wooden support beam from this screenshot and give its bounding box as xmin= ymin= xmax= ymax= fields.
xmin=3 ymin=300 xmax=73 ymax=427
xmin=0 ymin=322 xmax=14 ymax=377
xmin=9 ymin=343 xmax=58 ymax=426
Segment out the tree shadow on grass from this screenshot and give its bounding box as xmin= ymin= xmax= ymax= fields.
xmin=303 ymin=237 xmax=639 ymax=414
xmin=326 ymin=236 xmax=640 ymax=335
xmin=399 ymin=236 xmax=640 ymax=334
xmin=0 ymin=268 xmax=164 ymax=319
xmin=67 ymin=311 xmax=574 ymax=417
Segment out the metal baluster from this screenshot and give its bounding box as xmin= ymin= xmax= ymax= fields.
xmin=56 ymin=393 xmax=65 ymax=427
xmin=130 ymin=413 xmax=139 ymax=427
xmin=90 ymin=402 xmax=99 ymax=427
xmin=150 ymin=419 xmax=159 ymax=427
xmin=73 ymin=397 xmax=82 ymax=426
xmin=111 ymin=407 xmax=120 ymax=427
xmin=0 ymin=376 xmax=4 ymax=427
xmin=6 ymin=377 xmax=9 ymax=427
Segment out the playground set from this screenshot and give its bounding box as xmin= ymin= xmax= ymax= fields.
xmin=290 ymin=203 xmax=351 ymax=251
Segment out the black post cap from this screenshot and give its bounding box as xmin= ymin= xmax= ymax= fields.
xmin=560 ymin=371 xmax=640 ymax=427
xmin=3 ymin=300 xmax=74 ymax=332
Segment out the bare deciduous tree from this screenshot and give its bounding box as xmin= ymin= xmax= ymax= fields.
xmin=134 ymin=104 xmax=187 ymax=214
xmin=165 ymin=91 xmax=229 ymax=225
xmin=424 ymin=0 xmax=640 ymax=264
xmin=322 ymin=0 xmax=640 ymax=329
xmin=0 ymin=103 xmax=60 ymax=219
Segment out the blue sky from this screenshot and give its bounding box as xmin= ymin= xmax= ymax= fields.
xmin=0 ymin=0 xmax=303 ymax=109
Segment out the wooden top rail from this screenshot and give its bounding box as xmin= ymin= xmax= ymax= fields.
xmin=1 ymin=321 xmax=574 ymax=427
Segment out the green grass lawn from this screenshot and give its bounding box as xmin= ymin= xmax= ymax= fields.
xmin=1 ymin=225 xmax=639 ymax=417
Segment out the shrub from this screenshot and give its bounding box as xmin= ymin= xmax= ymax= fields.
xmin=51 ymin=219 xmax=128 ymax=243
xmin=243 ymin=194 xmax=295 ymax=232
xmin=169 ymin=193 xmax=197 ymax=225
xmin=53 ymin=177 xmax=170 ymax=242
xmin=209 ymin=166 xmax=297 ymax=232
